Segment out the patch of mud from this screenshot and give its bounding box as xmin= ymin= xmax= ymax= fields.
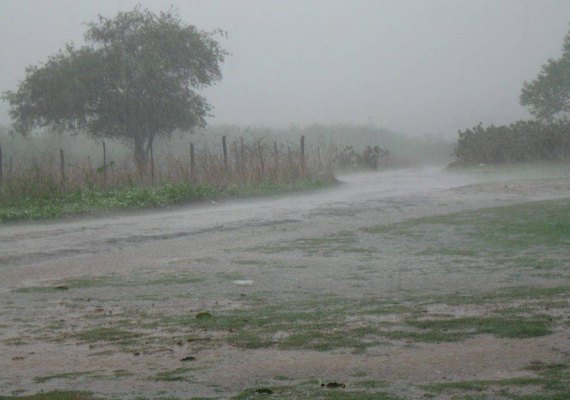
xmin=2 ymin=333 xmax=568 ymax=398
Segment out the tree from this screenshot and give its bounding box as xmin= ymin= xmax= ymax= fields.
xmin=2 ymin=7 xmax=226 ymax=169
xmin=520 ymin=28 xmax=570 ymax=121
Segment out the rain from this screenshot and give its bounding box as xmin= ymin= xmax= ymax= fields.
xmin=1 ymin=1 xmax=570 ymax=399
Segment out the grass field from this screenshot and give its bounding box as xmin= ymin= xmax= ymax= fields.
xmin=2 ymin=191 xmax=569 ymax=399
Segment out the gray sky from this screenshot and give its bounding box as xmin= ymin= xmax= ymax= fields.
xmin=1 ymin=0 xmax=570 ymax=137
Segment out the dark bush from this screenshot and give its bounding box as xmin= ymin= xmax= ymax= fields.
xmin=452 ymin=119 xmax=570 ymax=166
xmin=334 ymin=145 xmax=390 ymax=170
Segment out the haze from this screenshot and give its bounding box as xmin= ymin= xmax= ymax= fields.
xmin=1 ymin=0 xmax=570 ymax=137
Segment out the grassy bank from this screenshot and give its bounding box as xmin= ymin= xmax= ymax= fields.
xmin=0 ymin=177 xmax=335 ymax=223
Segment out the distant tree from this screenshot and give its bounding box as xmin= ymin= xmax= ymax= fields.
xmin=2 ymin=7 xmax=226 ymax=169
xmin=520 ymin=28 xmax=570 ymax=120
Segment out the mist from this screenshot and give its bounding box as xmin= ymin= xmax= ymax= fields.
xmin=1 ymin=0 xmax=570 ymax=137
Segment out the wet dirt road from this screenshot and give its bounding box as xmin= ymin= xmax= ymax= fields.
xmin=1 ymin=165 xmax=570 ymax=398
xmin=0 ymin=166 xmax=499 ymax=270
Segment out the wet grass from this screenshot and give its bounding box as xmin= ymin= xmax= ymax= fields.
xmin=0 ymin=392 xmax=99 ymax=400
xmin=421 ymin=362 xmax=570 ymax=399
xmin=232 ymin=259 xmax=268 ymax=266
xmin=406 ymin=314 xmax=554 ymax=340
xmin=430 ymin=285 xmax=570 ymax=306
xmin=151 ymin=367 xmax=195 ymax=382
xmin=13 ymin=272 xmax=206 ymax=294
xmin=253 ymin=231 xmax=375 ymax=257
xmin=13 ymin=276 xmax=123 ymax=293
xmin=34 ymin=371 xmax=97 ymax=384
xmin=4 ymin=337 xmax=29 ymax=346
xmin=233 ymin=383 xmax=400 ymax=400
xmin=0 ymin=177 xmax=335 ymax=223
xmin=16 ymin=282 xmax=562 ymax=354
xmin=133 ymin=286 xmax=564 ymax=351
xmin=3 ymin=199 xmax=569 ymax=397
xmin=364 ymin=198 xmax=570 ymax=259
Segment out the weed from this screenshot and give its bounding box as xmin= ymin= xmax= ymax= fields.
xmin=34 ymin=371 xmax=97 ymax=384
xmin=152 ymin=367 xmax=195 ymax=382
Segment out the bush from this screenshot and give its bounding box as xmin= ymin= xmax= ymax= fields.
xmin=452 ymin=119 xmax=570 ymax=166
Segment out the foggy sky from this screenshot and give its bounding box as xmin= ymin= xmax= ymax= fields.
xmin=1 ymin=0 xmax=570 ymax=137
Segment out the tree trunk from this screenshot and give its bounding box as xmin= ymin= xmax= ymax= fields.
xmin=134 ymin=136 xmax=148 ymax=173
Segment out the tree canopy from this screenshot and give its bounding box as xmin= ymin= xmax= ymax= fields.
xmin=520 ymin=28 xmax=570 ymax=121
xmin=2 ymin=7 xmax=227 ymax=167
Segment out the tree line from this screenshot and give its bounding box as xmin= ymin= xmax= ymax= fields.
xmin=454 ymin=27 xmax=570 ymax=166
xmin=453 ymin=119 xmax=570 ymax=166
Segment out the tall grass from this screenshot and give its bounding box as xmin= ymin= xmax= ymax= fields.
xmin=0 ymin=135 xmax=335 ymax=221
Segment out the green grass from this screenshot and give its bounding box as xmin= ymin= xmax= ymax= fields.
xmin=406 ymin=315 xmax=554 ymax=340
xmin=0 ymin=392 xmax=99 ymax=400
xmin=431 ymin=285 xmax=570 ymax=306
xmin=253 ymin=231 xmax=375 ymax=257
xmin=233 ymin=384 xmax=400 ymax=400
xmin=16 ymin=282 xmax=558 ymax=354
xmin=364 ymin=198 xmax=570 ymax=257
xmin=34 ymin=371 xmax=97 ymax=384
xmin=14 ymin=273 xmax=207 ymax=294
xmin=151 ymin=367 xmax=195 ymax=382
xmin=0 ymin=177 xmax=335 ymax=222
xmin=421 ymin=362 xmax=570 ymax=399
xmin=144 ymin=286 xmax=563 ymax=351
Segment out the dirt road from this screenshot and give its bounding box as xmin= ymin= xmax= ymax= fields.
xmin=1 ymin=166 xmax=569 ymax=399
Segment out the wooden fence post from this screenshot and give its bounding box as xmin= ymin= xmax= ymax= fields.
xmin=222 ymin=135 xmax=228 ymax=175
xmin=0 ymin=144 xmax=3 ymax=182
xmin=273 ymin=142 xmax=279 ymax=181
xmin=258 ymin=140 xmax=265 ymax=180
xmin=59 ymin=149 xmax=66 ymax=187
xmin=190 ymin=142 xmax=196 ymax=182
xmin=240 ymin=137 xmax=246 ymax=178
xmin=300 ymin=135 xmax=306 ymax=177
xmin=102 ymin=141 xmax=108 ymax=185
xmin=150 ymin=142 xmax=155 ymax=184
xmin=233 ymin=141 xmax=240 ymax=180
xmin=274 ymin=142 xmax=279 ymax=165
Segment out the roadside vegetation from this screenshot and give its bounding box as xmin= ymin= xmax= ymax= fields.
xmin=0 ymin=132 xmax=335 ymax=222
xmin=0 ymin=121 xmax=452 ymax=222
xmin=452 ymin=27 xmax=570 ymax=167
xmin=453 ymin=118 xmax=570 ymax=166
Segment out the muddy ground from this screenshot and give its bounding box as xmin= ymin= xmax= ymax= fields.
xmin=0 ymin=166 xmax=569 ymax=399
